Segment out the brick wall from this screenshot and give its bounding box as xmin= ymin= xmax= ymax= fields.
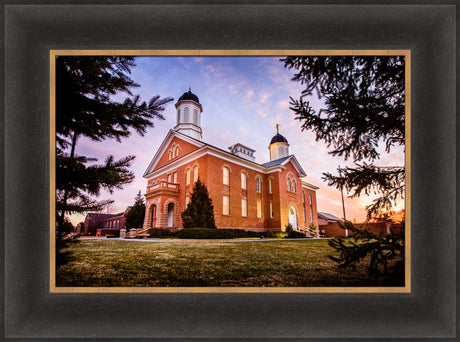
xmin=320 ymin=222 xmax=403 ymax=237
xmin=143 ymin=140 xmax=319 ymax=231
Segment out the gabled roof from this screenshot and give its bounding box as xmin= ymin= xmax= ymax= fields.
xmin=144 ymin=130 xmax=310 ymax=181
xmin=261 ymin=155 xmax=307 ymax=177
xmin=260 ymin=155 xmax=291 ymax=168
xmin=143 ymin=130 xmax=205 ymax=177
xmin=318 ymin=212 xmax=342 ymax=222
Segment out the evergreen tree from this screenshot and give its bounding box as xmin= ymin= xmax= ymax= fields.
xmin=283 ymin=56 xmax=405 ymax=281
xmin=56 ymin=56 xmax=173 ymax=233
xmin=125 ymin=191 xmax=146 ymax=229
xmin=282 ymin=56 xmax=405 ymax=218
xmin=181 ymin=178 xmax=216 ymax=228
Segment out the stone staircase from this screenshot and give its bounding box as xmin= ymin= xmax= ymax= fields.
xmin=120 ymin=227 xmax=151 ymax=239
xmin=297 ymin=225 xmax=319 ymax=238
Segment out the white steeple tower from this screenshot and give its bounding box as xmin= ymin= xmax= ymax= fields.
xmin=268 ymin=124 xmax=290 ymax=161
xmin=174 ymin=88 xmax=203 ymax=140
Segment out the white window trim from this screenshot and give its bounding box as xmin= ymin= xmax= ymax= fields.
xmin=256 ymin=177 xmax=262 ymax=193
xmin=223 ymin=167 xmax=230 ymax=185
xmin=193 ymin=166 xmax=199 ymax=183
xmin=256 ymin=200 xmax=262 ymax=218
xmin=223 ymin=195 xmax=230 ymax=215
xmin=241 ymin=172 xmax=247 ymax=189
xmin=186 ymin=169 xmax=191 ymax=185
xmin=241 ymin=198 xmax=247 ymax=217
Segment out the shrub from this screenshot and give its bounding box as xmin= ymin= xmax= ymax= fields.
xmin=328 ymin=220 xmax=404 ymax=280
xmin=286 ymin=230 xmax=307 ymax=238
xmin=284 ymin=223 xmax=293 ymax=233
xmin=176 ymin=228 xmax=284 ymax=239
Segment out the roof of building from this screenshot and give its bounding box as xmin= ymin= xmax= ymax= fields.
xmin=260 ymin=155 xmax=292 ymax=168
xmin=318 ymin=212 xmax=342 ymax=222
xmin=270 ymin=133 xmax=288 ymax=145
xmin=229 ymin=143 xmax=256 ymax=153
xmin=178 ymin=88 xmax=200 ymax=104
xmin=144 ymin=130 xmax=309 ymax=180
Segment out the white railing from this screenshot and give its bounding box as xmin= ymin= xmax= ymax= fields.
xmin=297 ymin=225 xmax=319 ymax=238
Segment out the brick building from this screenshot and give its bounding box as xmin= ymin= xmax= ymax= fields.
xmin=142 ymin=89 xmax=319 ymax=232
xmin=83 ymin=208 xmax=129 ymax=236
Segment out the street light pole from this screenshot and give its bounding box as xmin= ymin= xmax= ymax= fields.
xmin=339 ymin=165 xmax=348 ymax=237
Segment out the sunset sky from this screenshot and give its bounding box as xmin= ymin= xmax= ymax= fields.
xmin=68 ymin=56 xmax=405 ymax=225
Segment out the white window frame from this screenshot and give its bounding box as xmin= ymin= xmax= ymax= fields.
xmin=268 ymin=179 xmax=272 ymax=193
xmin=256 ymin=177 xmax=261 ymax=193
xmin=223 ymin=195 xmax=230 ymax=215
xmin=223 ymin=167 xmax=230 ymax=185
xmin=184 ymin=107 xmax=190 ymax=122
xmin=287 ymin=178 xmax=291 ymax=191
xmin=309 ymin=193 xmax=312 ymax=205
xmin=186 ymin=169 xmax=191 ymax=185
xmin=269 ymin=202 xmax=273 ymax=218
xmin=241 ymin=198 xmax=247 ymax=217
xmin=173 ymin=171 xmax=178 ymax=184
xmin=241 ymin=172 xmax=247 ymax=189
xmin=256 ymin=200 xmax=262 ymax=218
xmin=193 ymin=166 xmax=198 ymax=182
xmin=292 ymin=180 xmax=296 ymax=192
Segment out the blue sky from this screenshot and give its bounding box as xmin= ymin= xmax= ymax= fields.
xmin=70 ymin=56 xmax=405 ymax=225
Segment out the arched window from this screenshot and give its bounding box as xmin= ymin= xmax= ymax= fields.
xmin=287 ymin=178 xmax=291 ymax=191
xmin=193 ymin=166 xmax=198 ymax=182
xmin=256 ymin=177 xmax=261 ymax=193
xmin=171 ymin=145 xmax=176 ymax=157
xmin=302 ymin=190 xmax=305 ymax=203
xmin=268 ymin=179 xmax=272 ymax=193
xmin=177 ymin=109 xmax=181 ymax=124
xmin=186 ymin=169 xmax=191 ymax=185
xmin=292 ymin=180 xmax=296 ymax=192
xmin=241 ymin=172 xmax=247 ymax=189
xmin=168 ymin=150 xmax=172 ymax=160
xmin=193 ymin=109 xmax=198 ymax=125
xmin=175 ymin=145 xmax=179 ymax=157
xmin=223 ymin=167 xmax=230 ymax=185
xmin=150 ymin=205 xmax=157 ymax=228
xmin=184 ymin=107 xmax=190 ymax=122
xmin=309 ymin=193 xmax=312 ymax=205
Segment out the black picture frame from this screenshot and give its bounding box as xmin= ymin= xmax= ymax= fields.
xmin=3 ymin=2 xmax=456 ymax=340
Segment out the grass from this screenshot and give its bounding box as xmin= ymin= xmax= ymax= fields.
xmin=56 ymin=238 xmax=404 ymax=287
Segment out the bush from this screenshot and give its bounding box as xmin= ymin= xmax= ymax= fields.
xmin=176 ymin=228 xmax=284 ymax=239
xmin=328 ymin=220 xmax=404 ymax=280
xmin=286 ymin=230 xmax=307 ymax=238
xmin=283 ymin=223 xmax=306 ymax=238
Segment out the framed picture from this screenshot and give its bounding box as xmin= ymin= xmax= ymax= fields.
xmin=3 ymin=2 xmax=455 ymax=340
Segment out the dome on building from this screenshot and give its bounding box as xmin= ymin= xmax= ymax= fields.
xmin=178 ymin=88 xmax=200 ymax=104
xmin=270 ymin=133 xmax=288 ymax=145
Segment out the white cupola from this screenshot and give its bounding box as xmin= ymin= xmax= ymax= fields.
xmin=174 ymin=88 xmax=203 ymax=140
xmin=268 ymin=124 xmax=290 ymax=161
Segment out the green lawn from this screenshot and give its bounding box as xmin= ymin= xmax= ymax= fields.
xmin=56 ymin=238 xmax=404 ymax=287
